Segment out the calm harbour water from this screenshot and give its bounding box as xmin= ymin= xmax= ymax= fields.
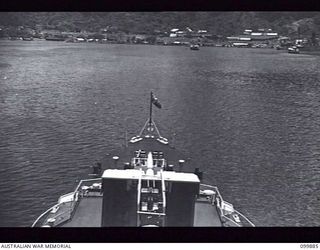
xmin=0 ymin=40 xmax=319 ymax=227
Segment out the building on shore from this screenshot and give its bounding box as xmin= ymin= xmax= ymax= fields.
xmin=227 ymin=28 xmax=279 ymax=47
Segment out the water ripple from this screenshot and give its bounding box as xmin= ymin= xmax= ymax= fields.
xmin=0 ymin=41 xmax=319 ymax=226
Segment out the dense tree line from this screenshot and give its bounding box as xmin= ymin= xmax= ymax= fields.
xmin=0 ymin=12 xmax=320 ymax=36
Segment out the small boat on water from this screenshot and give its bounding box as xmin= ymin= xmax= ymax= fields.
xmin=22 ymin=37 xmax=34 ymax=41
xmin=288 ymin=46 xmax=300 ymax=54
xmin=190 ymin=44 xmax=200 ymax=50
xmin=32 ymin=92 xmax=255 ymax=227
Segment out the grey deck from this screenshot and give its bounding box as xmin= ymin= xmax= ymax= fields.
xmin=194 ymin=200 xmax=222 ymax=226
xmin=62 ymin=197 xmax=102 ymax=227
xmin=61 ymin=196 xmax=222 ymax=227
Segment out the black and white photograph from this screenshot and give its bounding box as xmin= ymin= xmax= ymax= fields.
xmin=0 ymin=11 xmax=319 ymax=236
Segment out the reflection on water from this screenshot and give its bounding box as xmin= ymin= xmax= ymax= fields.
xmin=0 ymin=40 xmax=319 ymax=226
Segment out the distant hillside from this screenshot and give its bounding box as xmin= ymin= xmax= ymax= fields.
xmin=1 ymin=12 xmax=320 ymax=36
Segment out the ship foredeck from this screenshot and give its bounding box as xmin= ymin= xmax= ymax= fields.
xmin=99 ymin=137 xmax=192 ymax=173
xmin=62 ymin=197 xmax=102 ymax=227
xmin=194 ymin=198 xmax=222 ymax=226
xmin=61 ymin=196 xmax=222 ymax=227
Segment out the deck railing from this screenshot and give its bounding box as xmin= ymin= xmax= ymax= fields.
xmin=32 ymin=204 xmax=60 ymax=227
xmin=32 ymin=178 xmax=102 ymax=227
xmin=33 ymin=178 xmax=254 ymax=227
xmin=200 ymin=183 xmax=255 ymax=227
xmin=40 ymin=201 xmax=75 ymax=227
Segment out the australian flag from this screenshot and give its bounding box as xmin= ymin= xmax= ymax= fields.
xmin=151 ymin=92 xmax=162 ymax=109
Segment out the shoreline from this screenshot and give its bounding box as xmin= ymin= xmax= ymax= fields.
xmin=3 ymin=39 xmax=320 ymax=54
xmin=0 ymin=38 xmax=276 ymax=49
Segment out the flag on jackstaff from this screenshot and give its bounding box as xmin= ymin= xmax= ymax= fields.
xmin=151 ymin=93 xmax=162 ymax=109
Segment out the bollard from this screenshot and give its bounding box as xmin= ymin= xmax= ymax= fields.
xmin=178 ymin=159 xmax=185 ymax=172
xmin=112 ymin=156 xmax=119 ymax=168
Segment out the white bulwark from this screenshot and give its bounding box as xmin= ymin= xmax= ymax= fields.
xmin=162 ymin=171 xmax=200 ymax=183
xmin=102 ymin=169 xmax=200 ymax=183
xmin=102 ymin=169 xmax=141 ymax=180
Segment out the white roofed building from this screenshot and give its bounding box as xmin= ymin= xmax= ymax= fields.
xmin=170 ymin=28 xmax=179 ymax=33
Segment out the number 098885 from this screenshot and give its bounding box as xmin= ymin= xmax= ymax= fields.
xmin=300 ymin=244 xmax=318 ymax=248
